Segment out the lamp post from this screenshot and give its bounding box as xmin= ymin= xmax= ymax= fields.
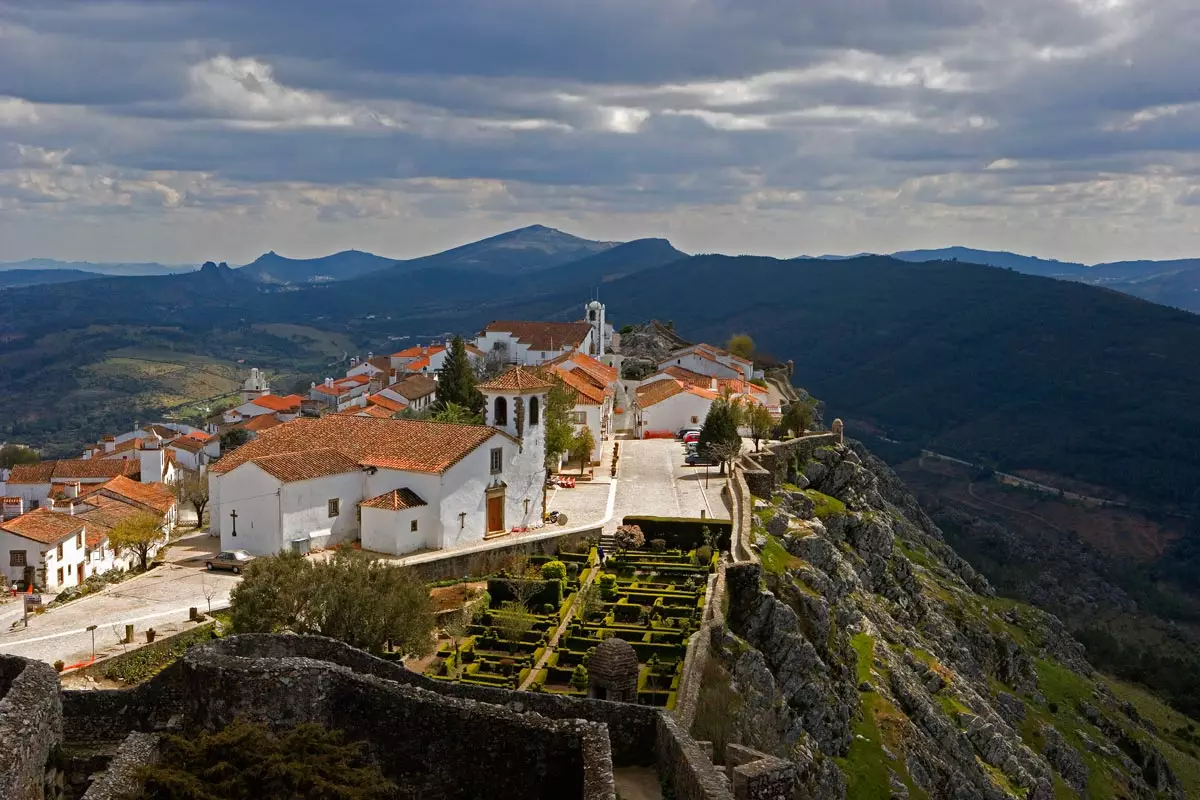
xmin=86 ymin=624 xmax=97 ymax=661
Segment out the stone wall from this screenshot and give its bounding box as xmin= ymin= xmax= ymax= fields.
xmin=747 ymin=433 xmax=840 ymax=495
xmin=0 ymin=655 xmax=63 ymax=800
xmin=657 ymin=713 xmax=736 ymax=800
xmin=80 ymin=734 xmax=160 ymax=800
xmin=725 ymin=744 xmax=796 ymax=800
xmin=402 ymin=526 xmax=601 ymax=582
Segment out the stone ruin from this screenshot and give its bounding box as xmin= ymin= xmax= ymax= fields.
xmin=1 ymin=634 xmax=794 ymax=800
xmin=587 ymin=637 xmax=640 ymax=703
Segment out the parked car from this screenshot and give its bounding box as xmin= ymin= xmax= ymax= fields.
xmin=677 ymin=426 xmax=701 ymax=440
xmin=685 ymin=452 xmax=719 ymax=466
xmin=683 ymin=431 xmax=701 ymax=444
xmin=206 ymin=550 xmax=255 ymax=573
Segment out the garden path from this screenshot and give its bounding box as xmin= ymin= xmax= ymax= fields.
xmin=517 ymin=560 xmax=600 ymax=690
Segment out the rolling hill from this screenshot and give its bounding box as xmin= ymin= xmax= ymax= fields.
xmin=236 ymin=250 xmax=398 ymax=285
xmin=0 ymin=258 xmax=197 ymax=277
xmin=0 ymin=268 xmax=101 ymax=289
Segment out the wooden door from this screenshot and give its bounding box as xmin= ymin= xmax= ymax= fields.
xmin=487 ymin=494 xmax=504 ymax=534
xmin=77 ymin=563 xmax=85 ymax=584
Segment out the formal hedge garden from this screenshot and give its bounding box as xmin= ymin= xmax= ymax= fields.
xmin=424 ymin=540 xmax=716 ymax=709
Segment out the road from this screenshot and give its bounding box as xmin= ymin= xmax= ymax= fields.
xmin=0 ymin=532 xmax=240 ymax=666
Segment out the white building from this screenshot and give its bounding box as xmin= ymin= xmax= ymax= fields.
xmin=222 ymin=394 xmax=304 ymax=426
xmin=544 ymin=351 xmax=619 ymax=463
xmin=0 ymin=509 xmax=88 ymax=591
xmin=308 ymin=376 xmax=370 ymax=412
xmin=476 ymin=320 xmax=596 ymax=366
xmin=387 ymin=342 xmax=485 ymax=376
xmin=1 ymin=458 xmax=142 ymax=512
xmin=241 ymin=367 xmax=271 ymax=402
xmin=658 ymin=343 xmax=754 ymax=383
xmin=583 ymin=300 xmax=616 ymax=357
xmin=634 ymin=379 xmax=720 ymax=438
xmin=208 ymin=367 xmax=551 ymax=557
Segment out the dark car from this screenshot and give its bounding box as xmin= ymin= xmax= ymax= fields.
xmin=677 ymin=426 xmax=701 ymax=440
xmin=685 ymin=452 xmax=719 ymax=466
xmin=205 ymin=550 xmax=255 ymax=573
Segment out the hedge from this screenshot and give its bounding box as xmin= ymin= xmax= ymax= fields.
xmin=621 ymin=515 xmax=732 ymax=551
xmin=486 ymin=577 xmax=563 ymax=608
xmin=99 ymin=622 xmax=217 ymax=684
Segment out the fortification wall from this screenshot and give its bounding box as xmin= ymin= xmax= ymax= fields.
xmin=401 ymin=526 xmax=601 ymax=582
xmin=0 ymin=655 xmax=63 ymax=800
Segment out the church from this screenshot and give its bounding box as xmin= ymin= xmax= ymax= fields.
xmin=475 ymin=301 xmax=616 ymax=365
xmin=207 ymin=367 xmax=551 ymax=557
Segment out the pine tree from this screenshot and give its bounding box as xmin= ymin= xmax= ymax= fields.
xmin=699 ymin=395 xmax=742 ymax=474
xmin=434 ymin=337 xmax=484 ymax=415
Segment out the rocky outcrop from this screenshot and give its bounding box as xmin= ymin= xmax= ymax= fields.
xmin=711 ymin=439 xmax=1188 ymax=800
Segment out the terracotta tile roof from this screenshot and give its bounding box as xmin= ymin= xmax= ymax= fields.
xmin=78 ymin=494 xmax=149 ymax=529
xmin=479 ymin=366 xmax=555 ymax=393
xmin=186 ymin=430 xmax=213 ymax=442
xmin=250 ymin=448 xmax=363 ymax=482
xmin=482 ymin=320 xmax=593 ymax=352
xmin=312 ymin=376 xmax=368 ymax=396
xmin=552 ymin=367 xmax=606 ymax=405
xmin=404 ymin=356 xmax=431 ymax=372
xmin=367 ymin=393 xmax=406 ymax=413
xmin=169 ymin=437 xmax=205 ymax=453
xmin=693 ymin=343 xmax=753 ymax=366
xmin=547 ymin=351 xmax=618 ymax=386
xmin=391 ymin=374 xmax=437 ymax=401
xmin=210 ymin=416 xmax=511 ymax=480
xmin=337 ymin=404 xmax=394 ymax=419
xmin=242 ymin=415 xmax=283 ymax=433
xmin=366 ymin=355 xmax=391 ymax=371
xmin=391 ymin=343 xmax=446 ymax=360
xmin=718 ymin=379 xmax=767 ymax=395
xmin=636 ymin=379 xmax=687 ymax=408
xmin=361 ymin=487 xmax=427 ymax=511
xmin=663 ymin=365 xmax=713 ymax=389
xmin=7 ymin=458 xmax=138 ymax=483
xmin=0 ymin=508 xmax=84 ymax=544
xmin=250 ymin=394 xmax=303 ymax=412
xmin=684 ymin=385 xmax=720 ymax=401
xmin=97 ymin=475 xmax=176 ymax=514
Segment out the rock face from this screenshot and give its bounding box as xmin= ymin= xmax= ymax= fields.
xmin=711 ymin=440 xmax=1190 ymax=800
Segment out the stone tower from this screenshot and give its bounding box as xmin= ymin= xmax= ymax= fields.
xmin=585 ymin=300 xmax=606 ymax=357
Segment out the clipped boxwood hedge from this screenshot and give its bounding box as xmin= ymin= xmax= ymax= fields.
xmin=621 ymin=515 xmax=732 ymax=551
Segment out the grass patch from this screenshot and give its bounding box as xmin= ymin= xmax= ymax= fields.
xmin=760 ymin=535 xmax=801 ymax=575
xmin=100 ymin=623 xmax=217 ymax=684
xmin=802 ymin=489 xmax=847 ymax=520
xmin=852 ymin=633 xmax=875 ymax=684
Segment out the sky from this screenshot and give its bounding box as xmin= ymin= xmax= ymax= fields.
xmin=2 ymin=0 xmax=1199 ymax=265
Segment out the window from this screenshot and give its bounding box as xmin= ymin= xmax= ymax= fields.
xmin=30 ymin=500 xmax=39 ymax=510
xmin=410 ymin=520 xmax=419 ymax=532
xmin=691 ymin=416 xmax=699 ymax=424
xmin=56 ymin=568 xmax=63 ymax=586
xmin=494 ymin=396 xmax=508 ymax=426
xmin=572 ymin=411 xmax=587 ymax=425
xmin=76 ymin=532 xmax=82 ymax=548
xmin=490 ymin=447 xmax=503 ymax=474
xmin=328 ymin=498 xmax=340 ymax=518
xmin=9 ymin=551 xmax=26 ymax=567
xmin=530 ymin=397 xmax=540 ymax=425
xmin=56 ymin=543 xmax=63 ymax=560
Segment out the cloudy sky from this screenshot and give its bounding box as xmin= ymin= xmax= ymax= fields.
xmin=2 ymin=0 xmax=1198 ymax=264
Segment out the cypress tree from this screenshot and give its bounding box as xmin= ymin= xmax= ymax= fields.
xmin=434 ymin=337 xmax=484 ymax=415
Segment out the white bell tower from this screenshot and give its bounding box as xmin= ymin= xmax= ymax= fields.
xmin=585 ymin=300 xmax=606 ymax=357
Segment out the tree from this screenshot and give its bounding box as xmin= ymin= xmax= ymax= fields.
xmin=230 ymin=547 xmax=435 ymax=657
xmin=131 ymin=720 xmax=395 ymax=800
xmin=442 ymin=613 xmax=471 ymax=677
xmin=569 ymin=427 xmax=596 ymax=474
xmin=219 ymin=427 xmax=252 ymax=452
xmin=109 ymin=511 xmax=165 ymax=572
xmin=780 ymin=401 xmax=814 ymax=438
xmin=0 ymin=444 xmax=38 ymax=470
xmin=175 ymin=470 xmax=209 ymax=527
xmin=498 ymin=554 xmax=544 ymax=611
xmin=475 ymin=348 xmax=508 ymax=382
xmin=613 ymin=524 xmax=645 ymax=557
xmin=431 ymin=402 xmax=483 ymax=426
xmin=434 ymin=336 xmax=484 ymax=415
xmin=726 ymin=334 xmax=755 ymax=359
xmin=543 ymin=380 xmax=577 ymax=469
xmin=699 ymin=395 xmax=742 ymax=474
xmin=492 ymin=600 xmax=536 ymax=651
xmin=746 ymin=404 xmax=775 ymax=452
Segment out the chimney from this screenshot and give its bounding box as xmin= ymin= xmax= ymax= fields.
xmin=325 ymin=377 xmax=334 ymax=388
xmin=1 ymin=497 xmax=23 ymax=520
xmin=138 ymin=439 xmax=165 ymax=483
xmin=711 ymin=377 xmax=718 ymax=391
xmin=367 ymin=352 xmax=373 ymax=360
xmin=104 ymin=436 xmax=116 ymax=453
xmin=65 ymin=482 xmax=80 ymax=499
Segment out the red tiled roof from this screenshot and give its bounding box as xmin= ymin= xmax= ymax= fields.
xmin=210 ymin=416 xmax=512 ymax=479
xmin=391 ymin=374 xmax=437 ymax=401
xmin=478 ymin=367 xmax=555 ymax=393
xmin=361 ymin=487 xmax=427 ymax=511
xmin=170 ymin=437 xmax=205 ymax=453
xmin=718 ymin=379 xmax=767 ymax=395
xmin=337 ymin=404 xmax=394 ymax=419
xmin=404 ymin=356 xmax=431 ymax=372
xmin=7 ymin=458 xmax=139 ymax=483
xmin=482 ymin=321 xmax=592 ymax=351
xmin=250 ymin=448 xmax=363 ymax=482
xmin=552 ymin=367 xmax=606 ymax=405
xmin=186 ymin=430 xmax=212 ymax=442
xmin=242 ymin=415 xmax=283 ymax=433
xmin=250 ymin=394 xmax=303 ymax=412
xmin=547 ymin=351 xmax=618 ymax=386
xmin=391 ymin=343 xmax=446 ymax=360
xmin=636 ymin=379 xmax=687 ymax=408
xmin=663 ymin=365 xmax=713 ymax=389
xmin=97 ymin=475 xmax=176 ymax=514
xmin=0 ymin=508 xmax=84 ymax=544
xmin=367 ymin=393 xmax=406 ymax=413
xmin=684 ymin=385 xmax=720 ymax=401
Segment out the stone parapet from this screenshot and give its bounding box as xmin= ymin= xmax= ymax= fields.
xmin=0 ymin=655 xmax=63 ymax=800
xmin=80 ymin=733 xmax=161 ymax=800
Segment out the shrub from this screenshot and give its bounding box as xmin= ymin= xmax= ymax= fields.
xmin=53 ymin=660 xmax=64 ymax=673
xmin=614 ymin=524 xmax=645 ymax=552
xmin=621 ymin=515 xmax=732 ymax=551
xmin=650 ymin=539 xmax=666 ymax=553
xmin=542 ymin=603 xmax=555 ymax=614
xmin=571 ymin=664 xmax=589 ymax=690
xmin=566 ymin=562 xmax=580 ymax=579
xmin=540 ymin=560 xmax=568 ymax=581
xmin=694 ymin=545 xmax=713 ymax=566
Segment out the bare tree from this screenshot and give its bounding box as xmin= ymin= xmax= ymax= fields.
xmin=498 ymin=554 xmax=544 ymax=611
xmin=201 ymin=576 xmax=220 ymax=615
xmin=707 ymin=438 xmax=745 ymax=476
xmin=175 ymin=471 xmax=210 ymax=528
